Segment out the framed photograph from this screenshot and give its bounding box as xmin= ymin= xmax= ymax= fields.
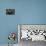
xmin=6 ymin=9 xmax=15 ymax=15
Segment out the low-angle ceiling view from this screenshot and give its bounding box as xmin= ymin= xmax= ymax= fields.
xmin=0 ymin=0 xmax=46 ymax=46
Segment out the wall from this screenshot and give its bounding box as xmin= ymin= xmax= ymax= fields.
xmin=0 ymin=0 xmax=46 ymax=44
